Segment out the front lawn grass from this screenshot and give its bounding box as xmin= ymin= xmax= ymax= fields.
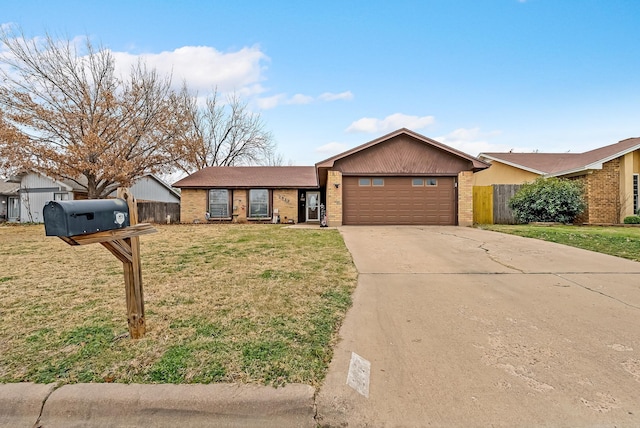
xmin=478 ymin=224 xmax=640 ymax=262
xmin=0 ymin=224 xmax=357 ymax=386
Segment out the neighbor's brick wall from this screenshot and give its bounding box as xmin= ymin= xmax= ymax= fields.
xmin=273 ymin=189 xmax=298 ymax=223
xmin=571 ymin=176 xmax=589 ymax=224
xmin=584 ymin=159 xmax=620 ymax=224
xmin=180 ymin=189 xmax=208 ymax=223
xmin=457 ymin=171 xmax=474 ymax=226
xmin=326 ymin=170 xmax=343 ymax=226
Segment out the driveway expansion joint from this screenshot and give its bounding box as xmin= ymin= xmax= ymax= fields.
xmin=556 ymin=274 xmax=640 ymax=310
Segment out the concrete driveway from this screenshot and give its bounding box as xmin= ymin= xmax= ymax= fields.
xmin=316 ymin=226 xmax=640 ymax=427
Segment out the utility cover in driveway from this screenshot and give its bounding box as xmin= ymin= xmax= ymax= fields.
xmin=342 ymin=176 xmax=456 ymax=225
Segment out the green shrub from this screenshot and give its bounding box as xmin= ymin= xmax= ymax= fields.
xmin=623 ymin=216 xmax=640 ymax=224
xmin=509 ymin=177 xmax=586 ymax=224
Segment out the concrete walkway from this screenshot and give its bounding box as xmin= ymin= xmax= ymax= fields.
xmin=316 ymin=226 xmax=640 ymax=427
xmin=0 ymin=383 xmax=315 ymax=427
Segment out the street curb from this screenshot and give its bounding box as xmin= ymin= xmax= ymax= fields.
xmin=0 ymin=383 xmax=316 ymax=428
xmin=0 ymin=382 xmax=55 ymax=428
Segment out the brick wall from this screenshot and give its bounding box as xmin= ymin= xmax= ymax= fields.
xmin=273 ymin=189 xmax=298 ymax=223
xmin=583 ymin=159 xmax=620 ymax=224
xmin=571 ymin=176 xmax=589 ymax=224
xmin=231 ymin=189 xmax=247 ymax=222
xmin=457 ymin=171 xmax=473 ymax=226
xmin=180 ymin=189 xmax=207 ymax=223
xmin=326 ymin=170 xmax=343 ymax=226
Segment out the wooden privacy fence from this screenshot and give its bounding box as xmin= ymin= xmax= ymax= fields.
xmin=473 ymin=184 xmax=523 ymax=224
xmin=137 ymin=201 xmax=180 ymax=224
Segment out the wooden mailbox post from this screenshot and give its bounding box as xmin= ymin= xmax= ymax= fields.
xmin=45 ymin=188 xmax=156 ymax=339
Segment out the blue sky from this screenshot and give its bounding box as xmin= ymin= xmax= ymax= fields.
xmin=3 ymin=0 xmax=640 ymax=166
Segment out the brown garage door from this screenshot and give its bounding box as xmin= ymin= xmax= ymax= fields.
xmin=342 ymin=176 xmax=456 ymax=225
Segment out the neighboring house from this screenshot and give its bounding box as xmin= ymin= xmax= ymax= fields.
xmin=0 ymin=181 xmax=20 ymax=222
xmin=107 ymin=174 xmax=181 ymax=203
xmin=7 ymin=172 xmax=180 ymax=223
xmin=474 ymin=137 xmax=640 ymax=223
xmin=175 ymin=128 xmax=490 ymax=226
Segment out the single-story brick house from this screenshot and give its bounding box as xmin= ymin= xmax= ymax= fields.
xmin=174 ymin=128 xmax=490 ymax=226
xmin=473 ymin=137 xmax=640 ymax=223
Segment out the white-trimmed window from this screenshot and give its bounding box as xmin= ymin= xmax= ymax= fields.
xmin=249 ymin=189 xmax=269 ymax=218
xmin=372 ymin=178 xmax=384 ymax=186
xmin=634 ymin=174 xmax=639 ymax=214
xmin=208 ymin=189 xmax=230 ymax=218
xmin=412 ymin=178 xmax=424 ymax=186
xmin=426 ymin=178 xmax=438 ymax=186
xmin=53 ymin=193 xmax=69 ymax=201
xmin=359 ymin=178 xmax=371 ymax=186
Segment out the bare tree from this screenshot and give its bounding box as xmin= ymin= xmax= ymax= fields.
xmin=0 ymin=29 xmax=190 ymax=198
xmin=174 ymin=89 xmax=276 ymax=173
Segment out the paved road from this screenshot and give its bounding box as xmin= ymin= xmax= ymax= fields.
xmin=316 ymin=226 xmax=640 ymax=427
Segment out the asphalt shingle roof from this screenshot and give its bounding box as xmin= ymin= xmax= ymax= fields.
xmin=481 ymin=137 xmax=640 ymax=176
xmin=173 ymin=166 xmax=318 ymax=188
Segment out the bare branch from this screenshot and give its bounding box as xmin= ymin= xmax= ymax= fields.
xmin=0 ymin=28 xmax=188 ymax=198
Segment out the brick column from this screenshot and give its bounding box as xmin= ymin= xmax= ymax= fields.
xmin=457 ymin=171 xmax=473 ymax=227
xmin=326 ymin=170 xmax=343 ymax=227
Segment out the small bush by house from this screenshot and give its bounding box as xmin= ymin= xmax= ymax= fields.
xmin=623 ymin=216 xmax=640 ymax=224
xmin=509 ymin=177 xmax=586 ymax=224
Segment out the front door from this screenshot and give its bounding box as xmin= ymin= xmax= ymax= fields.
xmin=306 ymin=191 xmax=320 ymax=222
xmin=8 ymin=196 xmax=19 ymax=222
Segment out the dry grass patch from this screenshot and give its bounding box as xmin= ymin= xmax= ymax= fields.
xmin=0 ymin=224 xmax=357 ymax=386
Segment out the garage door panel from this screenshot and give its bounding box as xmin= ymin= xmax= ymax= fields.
xmin=343 ymin=176 xmax=456 ymax=225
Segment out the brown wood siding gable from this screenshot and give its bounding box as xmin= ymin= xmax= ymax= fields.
xmin=332 ymin=134 xmax=472 ymax=175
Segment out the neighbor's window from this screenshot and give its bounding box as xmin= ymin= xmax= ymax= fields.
xmin=412 ymin=178 xmax=424 ymax=186
xmin=53 ymin=193 xmax=69 ymax=201
xmin=209 ymin=189 xmax=230 ymax=218
xmin=634 ymin=174 xmax=639 ymax=213
xmin=426 ymin=178 xmax=438 ymax=186
xmin=359 ymin=178 xmax=371 ymax=186
xmin=249 ymin=189 xmax=269 ymax=218
xmin=372 ymin=178 xmax=384 ymax=186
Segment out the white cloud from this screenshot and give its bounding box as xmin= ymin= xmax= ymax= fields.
xmin=319 ymin=91 xmax=354 ymax=101
xmin=111 ymin=45 xmax=269 ymax=96
xmin=315 ymin=142 xmax=348 ymax=155
xmin=256 ymin=90 xmax=353 ymax=110
xmin=435 ymin=127 xmax=521 ymax=156
xmin=346 ymin=113 xmax=435 ymax=133
xmin=289 ymin=93 xmax=314 ymax=105
xmin=255 ymin=94 xmax=285 ymax=110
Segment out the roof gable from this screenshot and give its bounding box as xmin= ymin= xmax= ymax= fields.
xmin=0 ymin=181 xmax=20 ymax=195
xmin=173 ymin=166 xmax=318 ymax=189
xmin=316 ymin=128 xmax=489 ymax=172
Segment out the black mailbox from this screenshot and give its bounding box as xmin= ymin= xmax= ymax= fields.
xmin=43 ymin=199 xmax=130 ymax=237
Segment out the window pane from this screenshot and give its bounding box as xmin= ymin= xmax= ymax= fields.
xmin=412 ymin=178 xmax=424 ymax=186
xmin=372 ymin=178 xmax=384 ymax=186
xmin=209 ymin=189 xmax=229 ymax=218
xmin=249 ymin=189 xmax=269 ymax=217
xmin=634 ymin=174 xmax=639 ymax=212
xmin=359 ymin=178 xmax=371 ymax=186
xmin=426 ymin=178 xmax=438 ymax=186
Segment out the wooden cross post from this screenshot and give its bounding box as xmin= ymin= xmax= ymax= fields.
xmin=116 ymin=188 xmax=145 ymax=338
xmin=54 ymin=187 xmax=156 ymax=339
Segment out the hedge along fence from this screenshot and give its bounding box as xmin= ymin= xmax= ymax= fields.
xmin=137 ymin=201 xmax=180 ymax=224
xmin=473 ymin=184 xmax=522 ymax=224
